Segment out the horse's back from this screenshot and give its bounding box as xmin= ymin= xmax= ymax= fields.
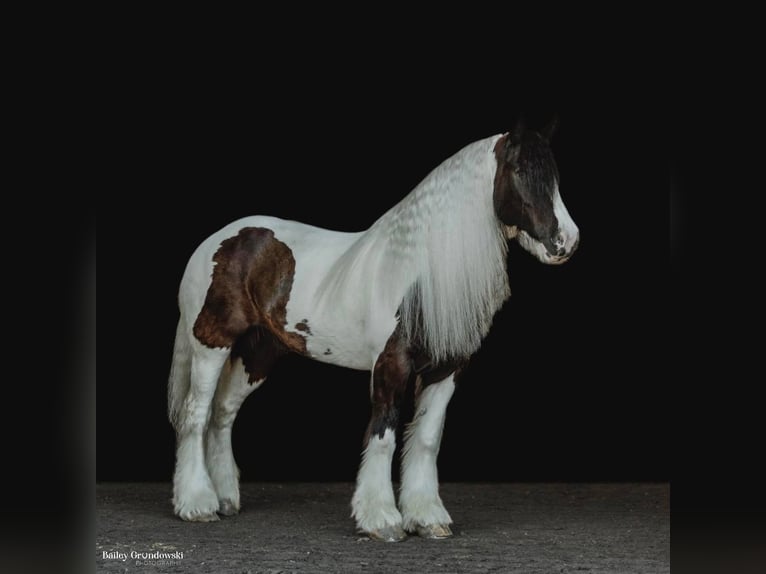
xmin=180 ymin=215 xmax=359 ymax=306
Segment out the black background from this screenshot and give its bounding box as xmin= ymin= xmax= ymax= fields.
xmin=9 ymin=20 xmax=766 ymax=574
xmin=97 ymin=56 xmax=672 ymax=484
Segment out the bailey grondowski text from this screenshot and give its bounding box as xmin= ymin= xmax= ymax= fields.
xmin=102 ymin=550 xmax=184 ymax=562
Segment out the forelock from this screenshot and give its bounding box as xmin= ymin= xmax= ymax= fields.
xmin=518 ymin=133 xmax=559 ymax=192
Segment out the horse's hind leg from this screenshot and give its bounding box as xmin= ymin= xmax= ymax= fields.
xmin=172 ymin=344 xmax=228 ymax=521
xmin=205 ymin=357 xmax=264 ymax=516
xmin=399 ymin=373 xmax=456 ymax=538
xmin=168 ymin=317 xmax=192 ymax=431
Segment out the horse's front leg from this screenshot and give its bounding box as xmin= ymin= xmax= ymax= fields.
xmin=351 ymin=333 xmax=410 ymax=542
xmin=399 ymin=373 xmax=456 ymax=538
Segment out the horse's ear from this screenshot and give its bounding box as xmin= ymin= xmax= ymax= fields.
xmin=541 ymin=114 xmax=559 ymax=141
xmin=510 ymin=115 xmax=526 ymax=143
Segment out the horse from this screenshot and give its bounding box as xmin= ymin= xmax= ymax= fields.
xmin=167 ymin=118 xmax=580 ymax=542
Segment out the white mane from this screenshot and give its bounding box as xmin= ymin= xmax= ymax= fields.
xmin=316 ymin=135 xmax=510 ymax=362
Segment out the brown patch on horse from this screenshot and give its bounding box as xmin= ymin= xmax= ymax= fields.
xmin=365 ymin=323 xmax=467 ymax=444
xmin=230 ymin=326 xmax=286 ymax=383
xmin=366 ymin=328 xmax=412 ymax=443
xmin=493 ymin=130 xmax=561 ymax=247
xmin=193 ymin=227 xmax=306 ymax=382
xmin=295 ymin=320 xmax=311 ymax=334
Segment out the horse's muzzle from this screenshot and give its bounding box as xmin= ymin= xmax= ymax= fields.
xmin=546 ymin=230 xmax=580 ymax=264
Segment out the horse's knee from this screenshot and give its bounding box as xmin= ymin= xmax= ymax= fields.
xmin=414 ymin=426 xmax=443 ymax=452
xmin=407 ymin=375 xmax=456 ymax=451
xmin=177 ymin=397 xmax=215 ymax=435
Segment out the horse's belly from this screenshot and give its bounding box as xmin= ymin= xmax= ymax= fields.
xmin=279 ymin=239 xmax=399 ymax=372
xmin=300 ymin=324 xmax=376 ymax=371
xmin=283 ymin=272 xmax=396 ymax=372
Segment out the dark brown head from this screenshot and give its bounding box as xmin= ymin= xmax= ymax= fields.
xmin=493 ymin=117 xmax=579 ymax=264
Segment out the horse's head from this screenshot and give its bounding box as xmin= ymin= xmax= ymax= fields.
xmin=493 ymin=117 xmax=579 ymax=264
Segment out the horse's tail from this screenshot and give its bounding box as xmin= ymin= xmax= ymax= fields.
xmin=168 ymin=316 xmax=192 ymax=432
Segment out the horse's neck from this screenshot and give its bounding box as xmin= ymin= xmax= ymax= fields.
xmin=369 ymin=136 xmax=502 ymax=250
xmin=315 ymin=135 xmax=508 ymax=338
xmin=349 ymin=134 xmax=510 ymax=360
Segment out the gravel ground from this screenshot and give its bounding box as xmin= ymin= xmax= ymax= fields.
xmin=96 ymin=482 xmax=668 ymax=573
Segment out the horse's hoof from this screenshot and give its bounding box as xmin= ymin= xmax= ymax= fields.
xmin=218 ymin=500 xmax=239 ymax=516
xmin=416 ymin=524 xmax=453 ymax=539
xmin=367 ymin=525 xmax=407 ymax=542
